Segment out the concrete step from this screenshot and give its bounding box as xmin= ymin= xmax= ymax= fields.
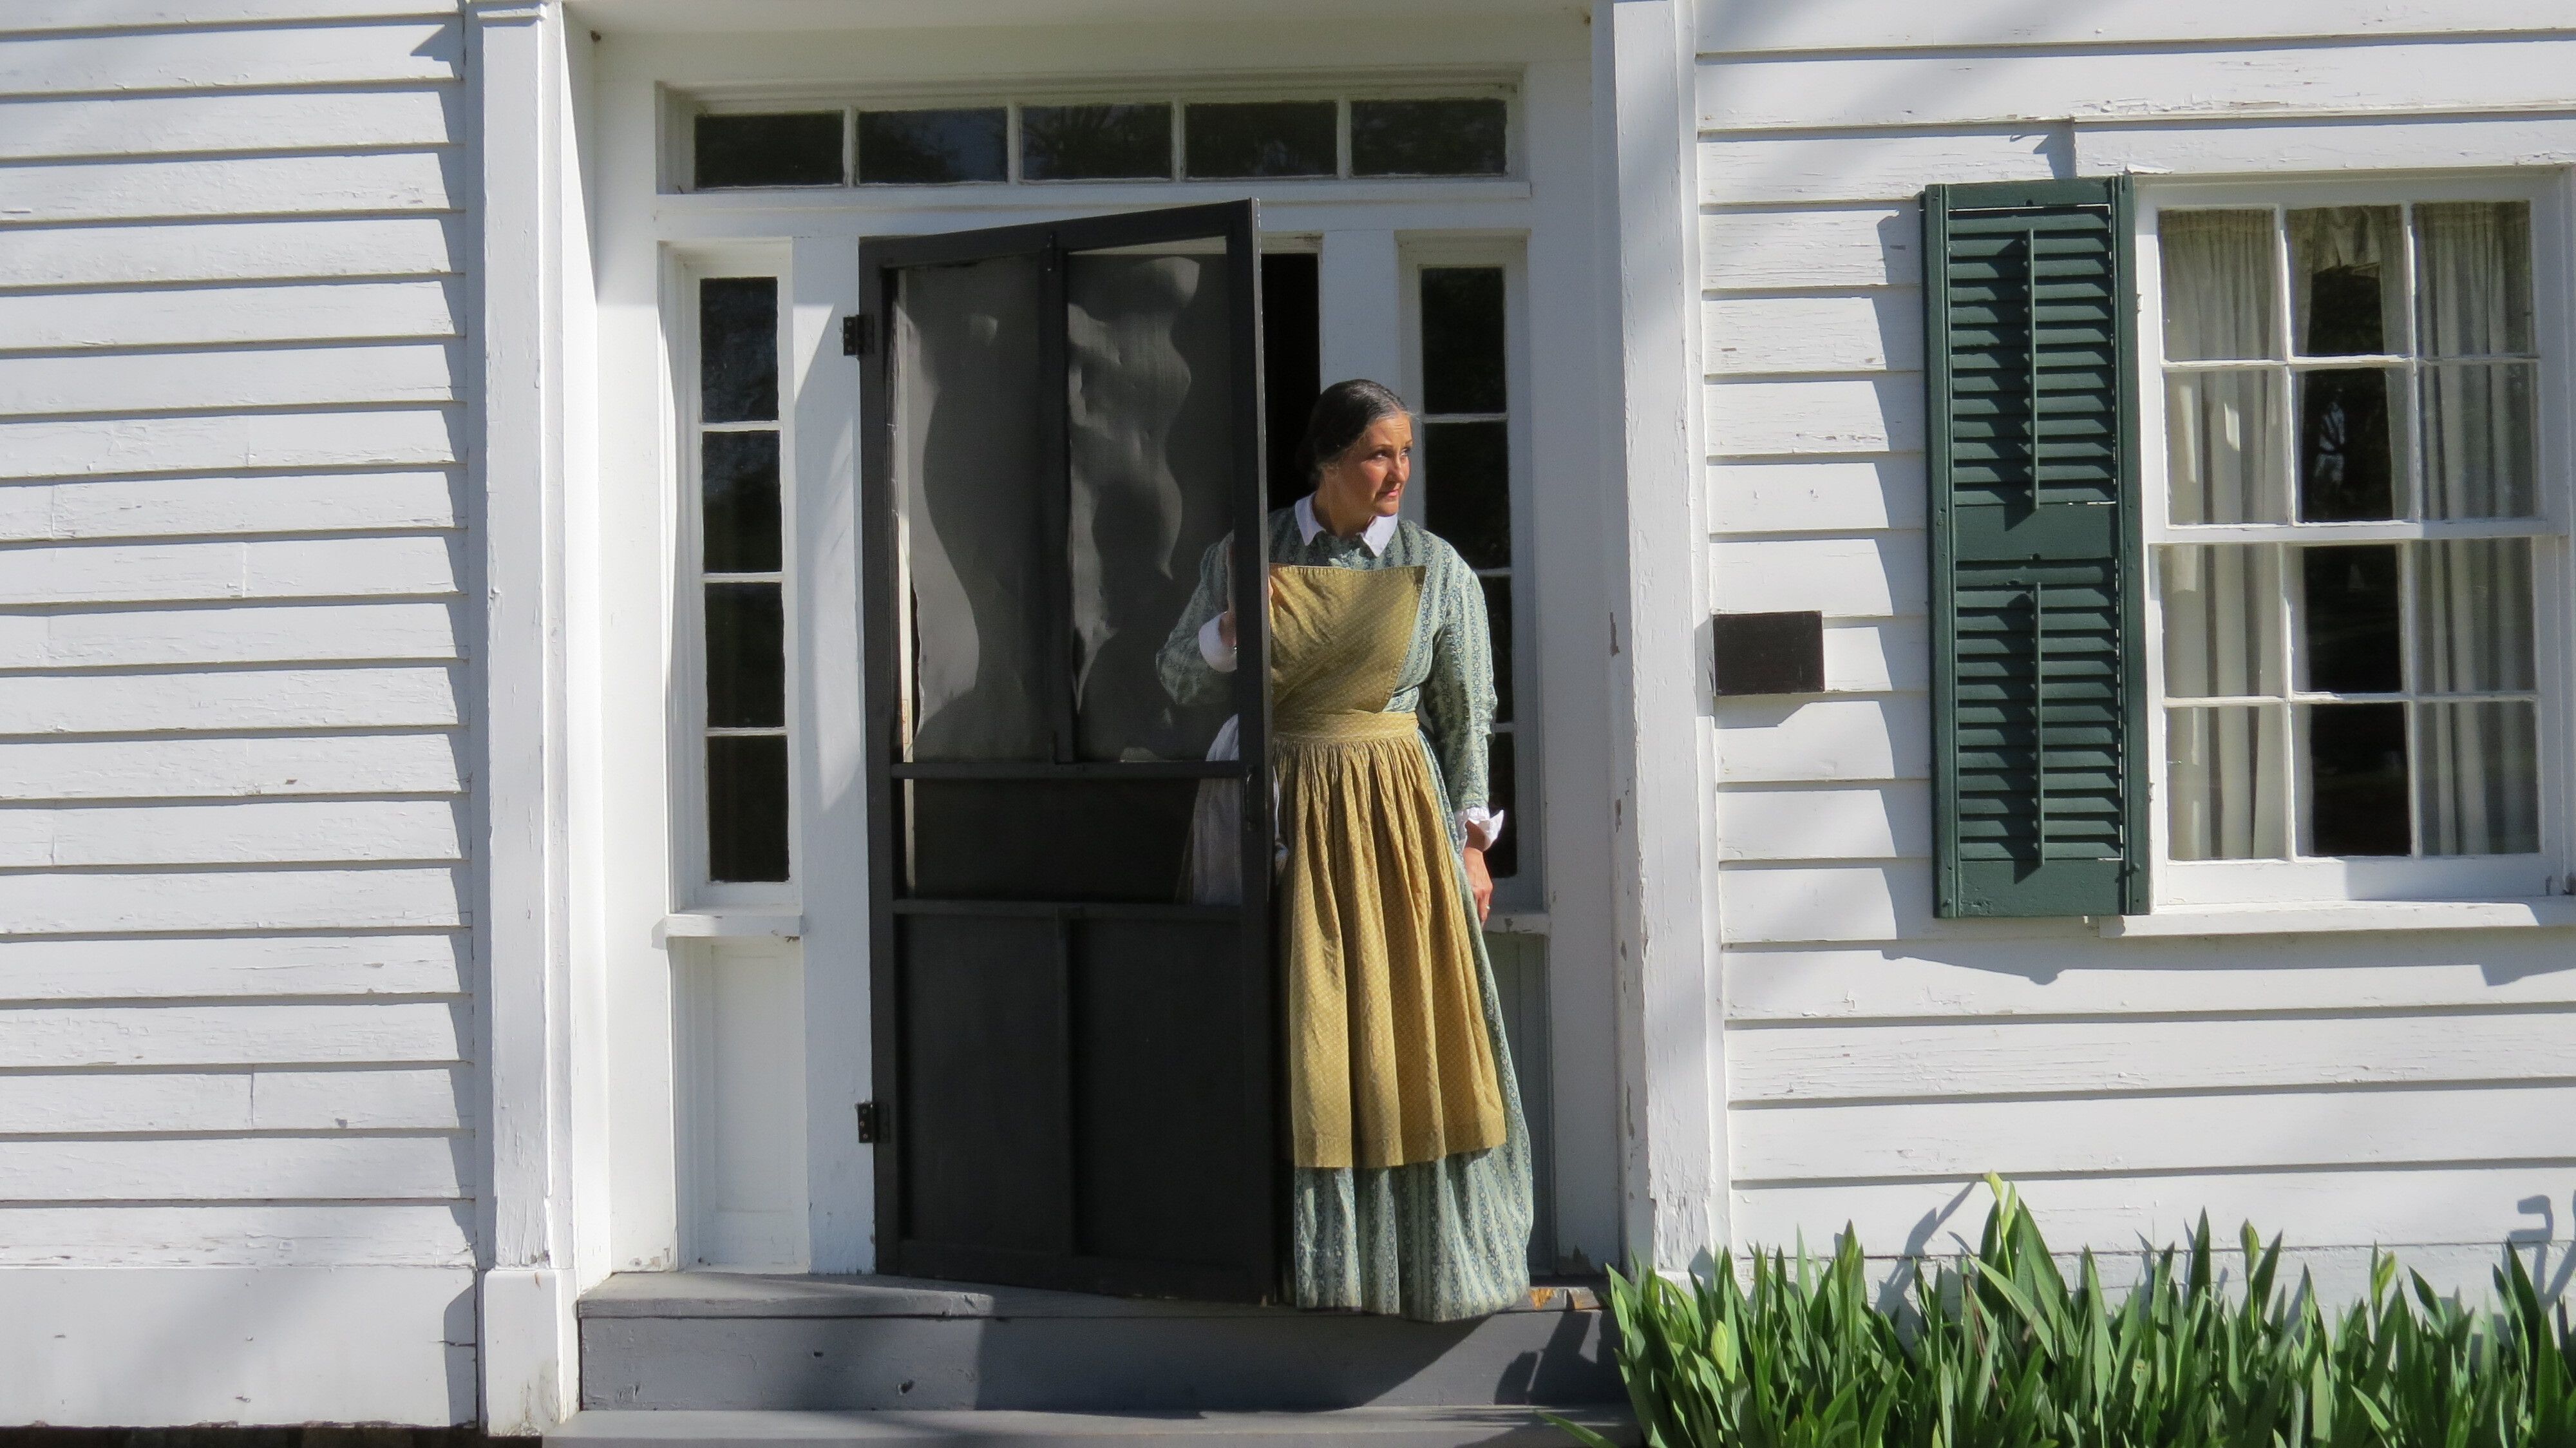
xmin=580 ymin=1273 xmax=1621 ymax=1414
xmin=553 ymin=1406 xmax=1638 ymax=1447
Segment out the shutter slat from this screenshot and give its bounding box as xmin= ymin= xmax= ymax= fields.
xmin=1925 ymin=178 xmax=2148 ymax=918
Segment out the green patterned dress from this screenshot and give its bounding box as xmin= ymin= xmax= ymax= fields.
xmin=1157 ymin=503 xmax=1533 ymax=1322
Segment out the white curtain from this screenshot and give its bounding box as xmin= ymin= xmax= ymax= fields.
xmin=2161 ymin=544 xmax=2286 ymax=859
xmin=2161 ymin=211 xmax=2280 ymax=524
xmin=2416 ymin=538 xmax=2539 ymax=855
xmin=2417 ymin=202 xmax=2536 ymax=519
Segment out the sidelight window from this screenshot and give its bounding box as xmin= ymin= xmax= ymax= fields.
xmin=692 ymin=275 xmax=792 ymax=886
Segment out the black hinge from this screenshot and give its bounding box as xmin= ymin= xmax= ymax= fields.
xmin=842 ymin=313 xmax=875 ymax=357
xmin=855 ymin=1100 xmax=887 ymax=1143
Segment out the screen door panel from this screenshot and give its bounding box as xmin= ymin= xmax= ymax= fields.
xmin=863 ymin=202 xmax=1274 ymax=1302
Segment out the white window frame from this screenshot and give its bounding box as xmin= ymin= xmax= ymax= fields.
xmin=671 ymin=245 xmax=801 ymax=910
xmin=2136 ymin=173 xmax=2576 ymax=908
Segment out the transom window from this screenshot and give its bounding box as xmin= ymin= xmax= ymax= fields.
xmin=2142 ymin=186 xmax=2567 ymax=902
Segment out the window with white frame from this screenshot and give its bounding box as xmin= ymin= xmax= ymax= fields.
xmin=693 ymin=274 xmax=792 ymax=888
xmin=2141 ymin=186 xmax=2568 ymax=904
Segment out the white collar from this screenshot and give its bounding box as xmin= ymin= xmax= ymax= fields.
xmin=1294 ymin=494 xmax=1400 ymax=557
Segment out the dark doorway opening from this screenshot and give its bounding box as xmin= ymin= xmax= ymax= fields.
xmin=1260 ymin=252 xmax=1320 ymax=510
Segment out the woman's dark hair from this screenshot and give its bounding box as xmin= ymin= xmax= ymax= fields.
xmin=1293 ymin=378 xmax=1408 ymax=486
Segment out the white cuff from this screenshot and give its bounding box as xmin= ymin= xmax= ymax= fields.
xmin=1458 ymin=806 xmax=1506 ymax=852
xmin=1197 ymin=613 xmax=1237 ymax=672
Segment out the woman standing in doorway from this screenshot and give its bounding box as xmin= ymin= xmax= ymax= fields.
xmin=1157 ymin=379 xmax=1532 ymax=1322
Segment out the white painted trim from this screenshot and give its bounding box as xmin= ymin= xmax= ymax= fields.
xmin=1320 ymin=229 xmax=1405 ymax=392
xmin=2102 ymin=899 xmax=2576 ymax=936
xmin=653 ymin=911 xmax=804 ymax=943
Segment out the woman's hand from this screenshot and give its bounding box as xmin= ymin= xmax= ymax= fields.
xmin=1462 ymin=846 xmax=1493 ymax=923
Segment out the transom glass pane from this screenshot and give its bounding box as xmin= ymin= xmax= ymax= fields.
xmin=859 ymin=108 xmax=1007 ymax=184
xmin=1022 ymin=104 xmax=1172 ymax=181
xmin=694 ymin=112 xmax=842 ymax=189
xmin=1350 ymin=98 xmax=1506 ymax=176
xmin=2160 ymin=210 xmax=2278 ymax=361
xmin=1184 ymin=101 xmax=1336 ymax=178
xmin=2289 ymin=206 xmax=2403 ymax=356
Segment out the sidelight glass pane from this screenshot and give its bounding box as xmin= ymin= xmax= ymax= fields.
xmin=2416 ymin=701 xmax=2539 ymax=856
xmin=2296 ymin=545 xmax=2401 ymax=695
xmin=2416 ymin=201 xmax=2533 ymax=357
xmin=1184 ymin=100 xmax=1336 ymax=178
xmin=1484 ymin=730 xmax=1518 ymax=879
xmin=1063 ymin=245 xmax=1240 ymax=762
xmin=694 ymin=112 xmax=842 ymax=189
xmin=2166 ymin=705 xmax=2287 ymax=860
xmin=895 ymin=256 xmax=1050 ymax=760
xmin=707 ymin=735 xmax=790 ymax=881
xmin=1351 ymin=98 xmax=1507 ymax=176
xmin=2158 ymin=544 xmax=2284 ymax=698
xmin=1480 ymin=574 xmax=1513 ymax=727
xmin=2414 ymin=538 xmax=2535 ymax=694
xmin=705 ymin=584 xmax=786 ymax=729
xmin=702 ymin=431 xmax=781 ymax=574
xmin=1421 ymin=267 xmax=1507 ymax=414
xmin=2164 ymin=369 xmax=2285 ymax=523
xmin=2159 ymin=210 xmax=2278 ymax=361
xmin=699 ymin=278 xmax=778 ymax=424
xmin=1424 ymin=421 xmax=1511 ymax=570
xmin=2300 ymin=703 xmax=2410 ymax=856
xmin=1022 ymin=103 xmax=1173 ymax=180
xmin=2289 ymin=206 xmax=2403 ymax=356
xmin=2295 ymin=367 xmax=2405 ymax=520
xmin=858 ymin=108 xmax=1007 ymax=184
xmin=2421 ymin=362 xmax=2537 ymax=518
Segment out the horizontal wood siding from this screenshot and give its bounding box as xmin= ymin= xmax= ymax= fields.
xmin=0 ymin=6 xmax=471 ymax=1272
xmin=1697 ymin=10 xmax=2575 ymax=1288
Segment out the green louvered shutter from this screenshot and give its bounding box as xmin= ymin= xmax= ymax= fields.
xmin=1924 ymin=178 xmax=2147 ymax=918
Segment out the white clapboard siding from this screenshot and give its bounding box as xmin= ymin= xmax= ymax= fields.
xmin=0 ymin=21 xmax=459 ymax=97
xmin=0 ymin=1 xmax=453 ymax=32
xmin=0 ymin=734 xmax=461 ymax=803
xmin=0 ymin=1203 xmax=473 ymax=1268
xmin=0 ymin=1136 xmax=465 ymax=1203
xmin=2077 ymin=115 xmax=2576 ymax=180
xmin=1710 ymin=457 xmax=1926 ymax=533
xmin=0 ymin=1001 xmax=462 ymax=1070
xmin=0 ymin=602 xmax=464 ymax=671
xmin=1705 ymin=292 xmax=1923 ymax=374
xmin=1710 ymin=533 xmax=1922 ymax=618
xmin=1731 ymin=1085 xmax=2576 ymax=1182
xmin=0 ymin=89 xmax=458 ymax=163
xmin=0 ymin=666 xmax=458 ymax=734
xmin=1731 ymin=1011 xmax=2576 ymax=1101
xmin=0 ymin=934 xmax=464 ymax=1003
xmin=1701 ymin=129 xmax=2065 ymax=206
xmin=0 ymin=473 xmax=460 ymax=542
xmin=0 ymin=868 xmax=464 ymax=935
xmin=0 ymin=797 xmax=462 ymax=868
xmin=0 ymin=150 xmax=455 ymax=227
xmin=0 ymin=343 xmax=457 ymax=416
xmin=1722 ymin=862 xmax=1929 ymax=945
xmin=0 ymin=408 xmax=457 ymax=481
xmin=1699 ymin=0 xmax=2576 ymax=55
xmin=0 ymin=1067 xmax=460 ymax=1134
xmin=1718 ymin=783 xmax=1929 ymax=863
xmin=1822 ymin=620 xmax=1929 ymax=694
xmin=1709 ymin=376 xmax=1925 ymax=457
xmin=0 ymin=217 xmax=462 ymax=289
xmin=0 ymin=282 xmax=461 ymax=352
xmin=0 ymin=536 xmax=460 ymax=606
xmin=1699 ymin=40 xmax=2576 ymax=133
xmin=1705 ymin=205 xmax=1919 ymax=291
xmin=1716 ymin=695 xmax=1928 ymax=784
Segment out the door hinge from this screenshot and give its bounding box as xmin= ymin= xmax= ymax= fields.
xmin=842 ymin=312 xmax=875 ymax=357
xmin=855 ymin=1100 xmax=887 ymax=1144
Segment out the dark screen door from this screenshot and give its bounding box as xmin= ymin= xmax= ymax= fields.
xmin=859 ymin=202 xmax=1276 ymax=1300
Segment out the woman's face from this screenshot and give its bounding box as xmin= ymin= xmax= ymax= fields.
xmin=1318 ymin=412 xmax=1414 ymax=522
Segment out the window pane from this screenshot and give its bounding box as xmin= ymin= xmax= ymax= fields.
xmin=2421 ymin=361 xmax=2536 ymax=518
xmin=2416 ymin=701 xmax=2539 ymax=855
xmin=2416 ymin=201 xmax=2533 ymax=357
xmin=2295 ymin=367 xmax=2404 ymax=520
xmin=1350 ymin=98 xmax=1506 ymax=176
xmin=1423 ymin=419 xmax=1510 ymax=569
xmin=694 ymin=112 xmax=842 ymax=189
xmin=2289 ymin=206 xmax=2403 ymax=356
xmin=1022 ymin=103 xmax=1171 ymax=181
xmin=2414 ymin=538 xmax=2535 ymax=694
xmin=699 ymin=277 xmax=777 ymax=424
xmin=2158 ymin=544 xmax=2283 ymax=698
xmin=2301 ymin=702 xmax=2410 ymax=856
xmin=2166 ymin=705 xmax=2286 ymax=859
xmin=703 ymin=430 xmax=781 ymax=574
xmin=858 ymin=108 xmax=1007 ymax=184
xmin=1421 ymin=267 xmax=1506 ymax=414
xmin=2297 ymin=545 xmax=2401 ymax=694
xmin=1484 ymin=730 xmax=1517 ymax=879
xmin=2164 ymin=369 xmax=2284 ymax=523
xmin=1184 ymin=101 xmax=1336 ymax=178
xmin=1481 ymin=574 xmax=1513 ymax=726
xmin=2159 ymin=210 xmax=2278 ymax=361
xmin=706 ymin=582 xmax=786 ymax=729
xmin=708 ymin=735 xmax=790 ymax=882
